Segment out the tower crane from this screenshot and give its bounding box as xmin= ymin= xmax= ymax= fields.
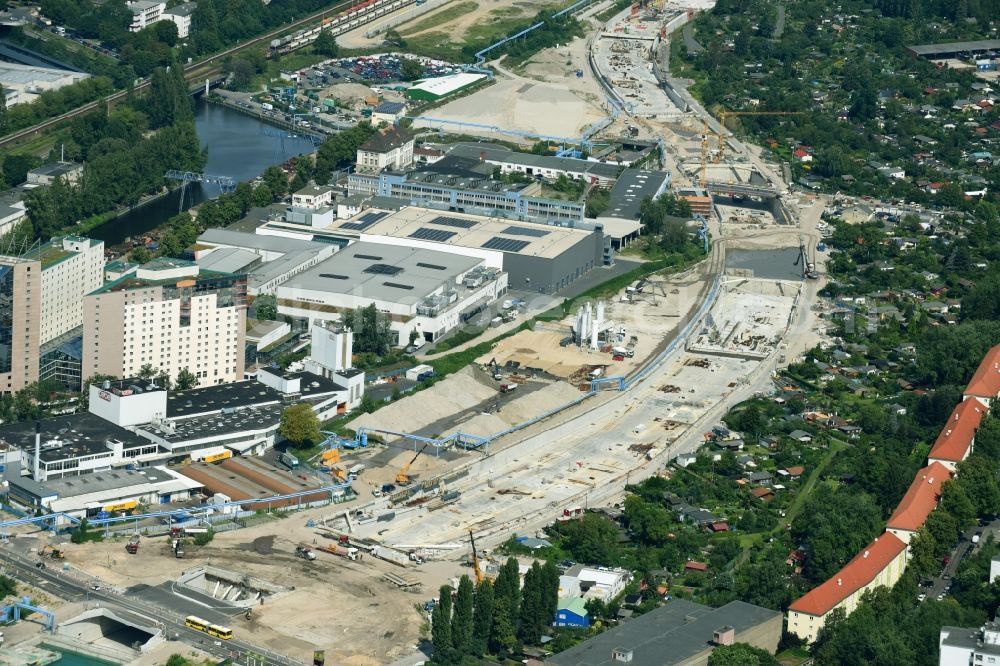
xmin=715 ymin=111 xmax=803 ymax=164
xmin=700 ymin=111 xmax=803 ymax=186
xmin=469 ymin=530 xmax=484 ymax=584
xmin=396 ymin=443 xmax=430 ymax=486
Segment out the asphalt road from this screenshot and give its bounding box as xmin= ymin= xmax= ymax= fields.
xmin=0 ymin=544 xmax=304 ymax=665
xmin=925 ymin=518 xmax=1000 ymax=601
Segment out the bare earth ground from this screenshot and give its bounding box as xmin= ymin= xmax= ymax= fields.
xmin=54 ymin=527 xmax=425 ymax=665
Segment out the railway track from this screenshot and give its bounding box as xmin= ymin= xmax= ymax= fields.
xmin=0 ymin=0 xmax=364 ymax=148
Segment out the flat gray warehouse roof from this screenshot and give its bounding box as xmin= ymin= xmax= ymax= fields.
xmin=548 ymin=599 xmax=780 ymax=666
xmin=907 ymin=39 xmax=1000 ymax=57
xmin=606 ymin=169 xmax=670 ymax=220
xmin=198 ymin=228 xmax=329 ymax=255
xmin=335 ymin=206 xmax=598 ymax=260
xmin=280 ymin=241 xmax=482 ymax=305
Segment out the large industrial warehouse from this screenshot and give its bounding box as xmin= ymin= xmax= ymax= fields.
xmin=276 ymin=240 xmax=509 ymax=344
xmin=330 ymin=206 xmax=611 ymax=294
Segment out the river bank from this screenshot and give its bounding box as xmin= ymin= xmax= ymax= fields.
xmin=84 ymin=97 xmax=319 ymax=252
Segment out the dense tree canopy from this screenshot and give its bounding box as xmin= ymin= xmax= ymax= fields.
xmin=791 ymin=485 xmax=884 ymax=582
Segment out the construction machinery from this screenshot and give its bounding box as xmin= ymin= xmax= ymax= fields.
xmin=317 ymin=543 xmax=360 ymax=561
xmin=320 ymin=448 xmax=341 ymax=465
xmin=469 ymin=530 xmax=483 ymax=584
xmin=700 ymin=111 xmax=803 ymax=186
xmin=795 ymin=239 xmax=818 ymax=279
xmin=39 ymin=545 xmax=64 ymax=560
xmin=295 ymin=544 xmax=317 ymax=561
xmin=396 ymin=443 xmax=429 ymax=486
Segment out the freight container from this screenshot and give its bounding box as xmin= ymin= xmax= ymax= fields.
xmin=372 ymin=545 xmax=409 ymax=566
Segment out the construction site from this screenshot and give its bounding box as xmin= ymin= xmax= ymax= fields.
xmin=0 ymin=1 xmax=834 ymax=664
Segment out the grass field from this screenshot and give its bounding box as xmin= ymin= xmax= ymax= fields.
xmin=400 ymin=1 xmax=479 ymax=35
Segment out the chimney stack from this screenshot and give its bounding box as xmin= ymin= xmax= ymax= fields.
xmin=33 ymin=421 xmax=41 ymax=481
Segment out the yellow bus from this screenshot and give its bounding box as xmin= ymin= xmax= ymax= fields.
xmin=207 ymin=624 xmax=233 ymax=640
xmin=184 ymin=616 xmax=210 ymax=632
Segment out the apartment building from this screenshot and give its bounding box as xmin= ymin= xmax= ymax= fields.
xmin=82 ymin=258 xmax=247 ymax=388
xmin=0 ymin=235 xmax=104 ymax=393
xmin=356 ymin=126 xmax=414 ymax=173
xmin=38 ymin=236 xmax=104 ymax=344
xmin=786 ymin=533 xmax=908 ymax=643
xmin=127 ymin=0 xmax=165 ymax=31
xmin=161 ymin=2 xmax=196 ymax=38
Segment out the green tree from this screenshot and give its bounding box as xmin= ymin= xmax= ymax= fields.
xmin=251 ymin=182 xmax=274 ymax=207
xmin=254 ymin=294 xmax=278 ymax=321
xmin=518 ymin=562 xmax=542 ymax=644
xmin=382 ymin=28 xmax=406 ymax=48
xmin=137 ymin=364 xmax=158 ymax=380
xmin=471 ymin=578 xmax=494 ymax=656
xmin=261 ymin=166 xmax=289 ymax=198
xmin=128 ymin=245 xmax=151 ymax=264
xmin=489 ymin=595 xmax=517 ymax=655
xmin=660 ymin=218 xmax=690 ymax=252
xmin=432 ymin=584 xmax=453 ymax=664
xmin=279 ymin=403 xmax=320 ymax=447
xmin=342 ymin=303 xmax=395 ymax=354
xmin=401 ymin=58 xmax=424 ymax=81
xmin=451 ymin=575 xmax=474 ymax=657
xmin=791 ymin=485 xmax=883 ymax=582
xmin=708 ymin=643 xmax=779 ymax=666
xmin=962 ymin=275 xmax=1000 ymax=321
xmin=175 ymin=368 xmax=198 ymax=391
xmin=312 ymin=29 xmax=339 ymax=57
xmin=313 ymin=123 xmax=376 ymax=183
xmin=540 ymin=560 xmax=559 ymax=632
xmin=494 ymin=557 xmax=521 ymax=622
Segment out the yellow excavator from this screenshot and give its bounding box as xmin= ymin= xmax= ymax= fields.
xmin=396 ymin=443 xmax=429 ymax=486
xmin=469 ymin=530 xmax=484 ymax=584
xmin=40 ymin=544 xmax=65 ymax=559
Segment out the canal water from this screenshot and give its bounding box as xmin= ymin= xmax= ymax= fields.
xmin=725 ymin=248 xmax=803 ymax=281
xmin=41 ymin=644 xmax=119 ymax=666
xmin=89 ymin=98 xmax=317 ymax=247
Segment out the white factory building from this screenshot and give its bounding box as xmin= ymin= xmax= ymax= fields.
xmin=8 ymin=467 xmax=203 ymax=520
xmin=194 ymin=228 xmax=336 ymax=295
xmin=276 ymin=240 xmax=507 ymax=345
xmin=330 ymin=206 xmax=610 ymax=294
xmin=0 ymin=62 xmax=89 ymax=106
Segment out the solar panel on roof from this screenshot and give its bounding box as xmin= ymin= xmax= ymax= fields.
xmin=339 ymin=211 xmax=389 ymax=231
xmin=482 ymin=237 xmax=530 ymax=252
xmin=501 ymin=225 xmax=550 ymax=237
xmin=360 ymin=211 xmax=388 ymax=223
xmin=429 ymin=215 xmax=477 ymax=229
xmin=410 ymin=227 xmax=457 ymax=242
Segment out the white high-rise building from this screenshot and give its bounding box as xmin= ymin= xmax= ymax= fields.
xmin=39 ymin=235 xmax=104 ymax=344
xmin=0 ymin=235 xmax=103 ymax=393
xmin=82 ymin=258 xmax=247 ymax=388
